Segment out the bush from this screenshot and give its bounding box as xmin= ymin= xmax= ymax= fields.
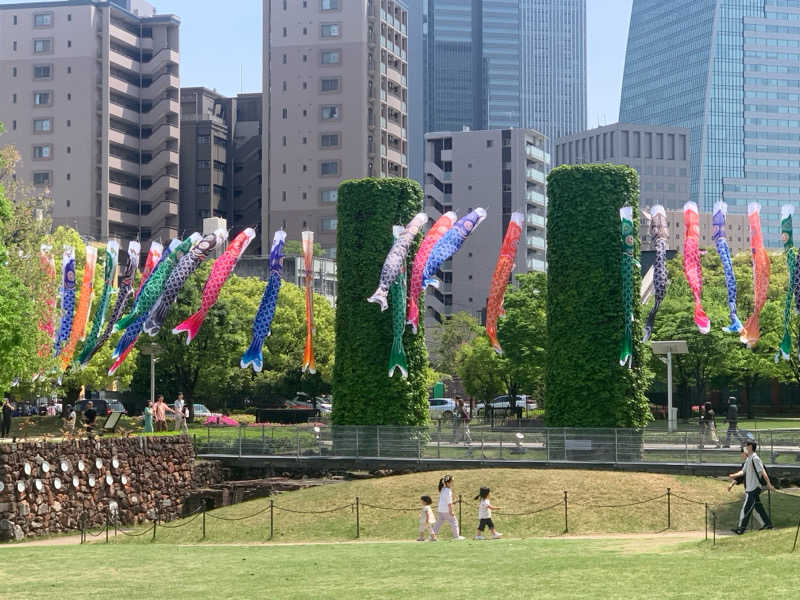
xmin=333 ymin=178 xmax=429 ymax=425
xmin=545 ymin=164 xmax=651 ymax=428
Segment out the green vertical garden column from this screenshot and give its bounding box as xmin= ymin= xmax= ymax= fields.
xmin=333 ymin=178 xmax=430 ymax=426
xmin=545 ymin=165 xmax=651 ymax=428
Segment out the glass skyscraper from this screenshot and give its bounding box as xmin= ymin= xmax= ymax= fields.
xmin=424 ymin=0 xmax=586 ymax=143
xmin=620 ymin=0 xmax=800 ymax=246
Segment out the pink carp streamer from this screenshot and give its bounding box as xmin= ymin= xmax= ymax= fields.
xmin=682 ymin=202 xmax=710 ymax=334
xmin=485 ymin=212 xmax=523 ymax=354
xmin=301 ymin=230 xmax=316 ymax=374
xmin=406 ymin=212 xmax=456 ymax=334
xmin=740 ymin=203 xmax=771 ymax=348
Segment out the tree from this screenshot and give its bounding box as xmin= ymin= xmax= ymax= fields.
xmin=428 ymin=312 xmax=481 ymax=375
xmin=545 ymin=164 xmax=652 ymax=428
xmin=333 ymin=178 xmax=431 ymax=426
xmin=496 ymin=272 xmax=547 ymax=404
xmin=284 ymin=239 xmax=324 ymax=257
xmin=455 ymin=335 xmax=505 ymax=402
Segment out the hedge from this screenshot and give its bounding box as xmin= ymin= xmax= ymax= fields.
xmin=545 ymin=164 xmax=651 ymax=428
xmin=332 ymin=178 xmax=429 ymax=425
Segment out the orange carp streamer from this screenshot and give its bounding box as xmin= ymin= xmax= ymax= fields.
xmin=682 ymin=202 xmax=711 ymax=334
xmin=60 ymin=245 xmax=98 ymax=372
xmin=740 ymin=203 xmax=771 ymax=348
xmin=301 ymin=230 xmax=316 ymax=374
xmin=486 ymin=212 xmax=523 ymax=354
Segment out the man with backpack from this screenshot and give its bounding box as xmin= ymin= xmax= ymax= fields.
xmin=728 ymin=439 xmax=774 ymax=534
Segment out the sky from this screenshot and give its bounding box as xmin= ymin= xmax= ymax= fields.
xmin=2 ymin=0 xmax=634 ymax=128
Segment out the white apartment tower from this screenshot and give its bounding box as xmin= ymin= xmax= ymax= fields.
xmin=0 ymin=0 xmax=180 ymax=244
xmin=263 ymin=0 xmax=409 ymax=256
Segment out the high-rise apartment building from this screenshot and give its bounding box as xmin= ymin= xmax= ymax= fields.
xmin=263 ymin=0 xmax=409 ymax=257
xmin=423 ymin=0 xmax=586 ymax=142
xmin=423 ymin=128 xmax=548 ymax=324
xmin=0 ymin=0 xmax=180 ymax=244
xmin=555 ymin=123 xmax=691 ymax=212
xmin=620 ymin=0 xmax=800 ymax=247
xmin=179 ymin=88 xmax=263 ymax=250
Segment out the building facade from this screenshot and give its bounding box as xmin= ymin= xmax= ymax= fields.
xmin=424 ymin=128 xmax=548 ymax=325
xmin=638 ymin=209 xmax=750 ymax=255
xmin=620 ymin=0 xmax=800 ymax=247
xmin=179 ymin=88 xmax=263 ymax=250
xmin=423 ymin=0 xmax=586 ymax=142
xmin=555 ymin=123 xmax=691 ymax=211
xmin=263 ymin=0 xmax=409 ymax=257
xmin=0 ymin=0 xmax=180 ymax=244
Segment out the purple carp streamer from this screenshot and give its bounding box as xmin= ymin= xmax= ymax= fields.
xmin=642 ymin=205 xmax=668 ymax=343
xmin=388 ymin=227 xmax=408 ymax=378
xmin=241 ymin=230 xmax=286 ymax=373
xmin=713 ymin=201 xmax=743 ymax=334
xmin=368 ymin=212 xmax=428 ymax=311
xmin=53 ymin=246 xmax=76 ymax=357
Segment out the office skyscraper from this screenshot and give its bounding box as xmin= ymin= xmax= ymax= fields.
xmin=423 ymin=0 xmax=586 ymax=142
xmin=0 ymin=0 xmax=180 ymax=245
xmin=620 ymin=0 xmax=800 ymax=246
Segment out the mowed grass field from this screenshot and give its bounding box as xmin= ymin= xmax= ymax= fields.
xmin=2 ymin=531 xmax=800 ymax=600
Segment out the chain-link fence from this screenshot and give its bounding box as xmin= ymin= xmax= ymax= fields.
xmin=194 ymin=424 xmax=800 ymax=467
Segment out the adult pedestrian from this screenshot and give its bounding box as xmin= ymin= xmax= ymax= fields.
xmin=698 ymin=404 xmax=707 ymax=449
xmin=64 ymin=404 xmax=76 ymax=433
xmin=724 ymin=396 xmax=742 ymax=448
xmin=153 ymin=395 xmax=168 ymax=432
xmin=173 ymin=392 xmax=188 ymax=435
xmin=1 ymin=397 xmax=14 ymax=438
xmin=83 ymin=401 xmax=97 ymax=433
xmin=704 ymin=402 xmax=721 ymax=448
xmin=455 ymin=396 xmax=471 ymax=444
xmin=143 ymin=400 xmax=154 ymax=433
xmin=728 ymin=439 xmax=774 ymax=534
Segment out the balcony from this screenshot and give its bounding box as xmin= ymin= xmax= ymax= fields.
xmin=109 ymin=23 xmax=138 ymax=48
xmin=108 ymin=102 xmax=140 ymax=125
xmin=527 ymin=235 xmax=545 ymax=250
xmin=141 ymin=200 xmax=179 ymax=229
xmin=143 ymin=49 xmax=179 ymax=76
xmin=143 ymin=124 xmax=179 ymax=152
xmin=526 ymin=145 xmax=550 ymax=163
xmin=109 ymin=75 xmax=138 ymax=97
xmin=386 ymin=147 xmax=404 ymax=166
xmin=526 ymin=168 xmax=545 ymax=183
xmin=108 ymin=181 xmax=140 ymax=201
xmin=109 ymin=48 xmax=137 ymax=72
xmin=143 ymin=74 xmax=179 ymax=102
xmin=109 ymin=128 xmax=140 ymax=149
xmin=142 ymin=151 xmax=179 ymax=179
xmin=527 ymin=190 xmax=546 ymax=206
xmin=386 ymin=93 xmax=403 ymax=112
xmin=386 ymin=119 xmax=402 ymax=139
xmin=143 ymin=99 xmax=180 ymax=126
xmin=108 ymin=155 xmax=140 ymax=175
xmin=527 ymin=258 xmax=546 ymax=272
xmin=108 ymin=208 xmax=139 ymax=228
xmin=527 ymin=213 xmax=545 ymax=228
xmin=143 ymin=175 xmax=179 ymax=200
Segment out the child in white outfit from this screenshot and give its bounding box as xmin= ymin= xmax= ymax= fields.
xmin=431 ymin=474 xmax=465 ymax=540
xmin=418 ymin=495 xmax=435 ymax=541
xmin=474 ymin=486 xmax=502 ymax=539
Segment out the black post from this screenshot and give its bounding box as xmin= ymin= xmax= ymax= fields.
xmin=202 ymin=506 xmax=206 ymax=539
xmin=355 ymin=497 xmax=360 ymax=539
xmin=458 ymin=495 xmax=463 ymax=534
xmin=114 ymin=511 xmax=118 ymax=538
xmin=81 ymin=512 xmax=86 ymax=544
xmin=105 ymin=509 xmax=109 ymax=544
xmin=713 ymin=512 xmax=716 ymax=546
xmin=152 ymin=512 xmax=157 ymax=542
xmin=666 ymin=488 xmax=671 ymax=530
xmin=270 ymin=499 xmax=274 ymax=540
xmin=563 ymin=491 xmax=569 ymax=534
xmin=705 ymin=503 xmax=708 ymax=541
xmin=768 ymin=489 xmax=772 ymax=522
xmin=793 ymin=518 xmax=800 ymax=553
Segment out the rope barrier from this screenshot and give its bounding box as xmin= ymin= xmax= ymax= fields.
xmin=495 ymin=501 xmax=564 ymax=517
xmin=159 ymin=512 xmax=203 ymax=529
xmin=206 ymin=505 xmax=272 ymax=522
xmin=117 ymin=524 xmax=155 ymax=538
xmin=569 ymin=493 xmax=667 ymax=508
xmin=359 ymin=502 xmax=419 ymax=512
xmin=669 ymin=492 xmax=706 ymax=506
xmin=273 ymin=503 xmax=353 ymax=515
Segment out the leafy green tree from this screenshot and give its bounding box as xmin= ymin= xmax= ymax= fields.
xmin=284 ymin=239 xmax=324 ymax=257
xmin=428 ymin=311 xmax=481 ymax=375
xmin=455 ymin=335 xmax=505 ymax=402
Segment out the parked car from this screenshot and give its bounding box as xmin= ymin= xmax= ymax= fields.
xmin=428 ymin=398 xmax=457 ymax=420
xmin=108 ymin=401 xmax=127 ymax=414
xmin=74 ymin=399 xmax=111 ymax=417
xmin=191 ymin=403 xmax=212 ymax=418
xmin=475 ymin=395 xmax=535 ymax=416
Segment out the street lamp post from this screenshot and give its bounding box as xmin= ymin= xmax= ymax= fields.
xmin=140 ymin=343 xmax=162 ymax=406
xmin=651 ymin=341 xmax=688 ymax=432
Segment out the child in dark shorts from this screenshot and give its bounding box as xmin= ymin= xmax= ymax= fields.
xmin=474 ymin=487 xmax=502 ymax=540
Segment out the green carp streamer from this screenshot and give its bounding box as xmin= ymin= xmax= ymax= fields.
xmin=619 ymin=207 xmax=635 ymax=368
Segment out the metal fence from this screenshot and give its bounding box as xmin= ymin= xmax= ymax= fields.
xmin=194 ymin=424 xmax=800 ymax=466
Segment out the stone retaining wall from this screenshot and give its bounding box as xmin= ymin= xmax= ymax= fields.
xmin=0 ymin=436 xmax=213 ymax=541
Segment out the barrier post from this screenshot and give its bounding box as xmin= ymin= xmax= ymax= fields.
xmin=269 ymin=499 xmax=274 ymax=540
xmin=417 ymin=433 xmax=421 ymax=461
xmin=768 ymin=489 xmax=772 ymax=522
xmin=666 ymin=488 xmax=671 ymax=530
xmin=481 ymin=431 xmax=485 ymax=459
xmin=614 ymin=429 xmax=619 ymax=463
xmin=105 ymin=508 xmax=109 ymax=544
xmin=377 ymin=427 xmax=381 ymax=458
xmin=355 ymin=428 xmax=360 ymax=457
xmin=458 ymin=495 xmax=463 ymax=533
xmin=355 ymin=497 xmax=360 ymax=539
xmin=546 ymin=429 xmax=550 ymax=462
xmin=792 ymin=518 xmax=800 ymax=552
xmin=202 ymin=505 xmax=206 ymax=539
xmin=713 ymin=512 xmax=716 ymax=546
xmin=705 ymin=503 xmax=708 ymax=541
xmin=296 ymin=427 xmax=301 ymax=458
xmin=238 ymin=426 xmax=242 ymax=457
xmin=81 ymin=512 xmax=86 ymax=544
xmin=770 ymin=431 xmax=775 ymax=464
xmin=152 ymin=517 xmax=157 ymax=541
xmin=684 ymin=432 xmax=689 ymax=465
xmin=563 ymin=491 xmax=569 ymax=534
xmin=437 ymin=429 xmax=441 ymax=458
xmin=499 ymin=434 xmax=503 ymax=459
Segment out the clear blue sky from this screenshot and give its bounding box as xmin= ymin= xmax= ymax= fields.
xmin=2 ymin=0 xmax=633 ymax=126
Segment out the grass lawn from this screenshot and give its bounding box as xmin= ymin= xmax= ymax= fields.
xmin=2 ymin=532 xmax=800 ymax=600
xmin=105 ymin=468 xmax=793 ymax=545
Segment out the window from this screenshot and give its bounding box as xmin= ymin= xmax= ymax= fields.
xmin=321 ymin=217 xmax=338 ymax=231
xmin=214 ymin=161 xmax=225 ymax=171
xmin=33 ymin=91 xmax=50 ymax=106
xmin=282 ymin=135 xmax=287 ymax=146
xmin=282 ymin=191 xmax=287 ymax=201
xmin=33 ymin=118 xmax=52 ymax=132
xmin=67 ymin=66 xmax=71 ymax=74
xmin=13 ymin=41 xmax=17 ymax=51
xmin=197 ymin=135 xmax=210 ymax=144
xmin=33 ymin=65 xmax=52 ymax=79
xmin=486 ymin=140 xmax=493 ymax=148
xmin=13 ymin=15 xmax=17 ymax=25
xmin=320 ymin=77 xmax=340 ymax=92
xmin=320 ymin=105 xmax=339 ymax=120
xmin=282 ymin=81 xmax=287 ymax=91
xmin=321 ymin=133 xmax=340 ymax=147
xmin=67 ymin=40 xmax=72 ymax=48
xmin=12 ymin=67 xmax=17 ymax=77
xmin=33 ymin=39 xmax=52 ymax=54
xmin=214 ymin=136 xmax=227 ymax=147
xmin=302 ymin=54 xmax=308 ymax=63
xmin=320 ymin=189 xmax=338 ymax=203
xmin=282 ymin=163 xmax=287 ymax=174
xmin=197 ymin=184 xmax=209 ymax=193
xmin=282 ymin=54 xmax=287 ymax=64
xmin=320 ymin=160 xmax=339 ymax=176
xmin=320 ymin=50 xmax=341 ymax=65
xmin=32 ymin=171 xmax=50 ymax=186
xmin=33 ymin=145 xmax=51 ymax=159
xmin=34 ymin=13 xmax=53 ymax=27
xmin=321 ymin=0 xmax=340 ymax=10
xmin=12 ymin=94 xmax=16 ymax=104
xmin=282 ymin=108 xmax=288 ymax=119
xmin=197 ymin=160 xmax=210 ymax=169
xmin=321 ymin=23 xmax=340 ymax=38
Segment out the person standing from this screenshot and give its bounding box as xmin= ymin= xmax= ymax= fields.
xmin=474 ymin=486 xmax=502 ymax=540
xmin=698 ymin=404 xmax=707 ymax=449
xmin=173 ymin=392 xmax=188 ymax=435
xmin=455 ymin=397 xmax=471 ymax=444
xmin=431 ymin=474 xmax=465 ymax=540
xmin=64 ymin=404 xmax=76 ymax=433
xmin=143 ymin=400 xmax=154 ymax=433
xmin=417 ymin=495 xmax=435 ymax=541
xmin=153 ymin=395 xmax=168 ymax=432
xmin=83 ymin=401 xmax=97 ymax=433
xmin=724 ymin=397 xmax=741 ymax=448
xmin=704 ymin=402 xmax=721 ymax=448
xmin=728 ymin=439 xmax=774 ymax=534
xmin=1 ymin=397 xmax=14 ymax=438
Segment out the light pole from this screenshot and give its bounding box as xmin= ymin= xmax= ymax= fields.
xmin=140 ymin=343 xmax=162 ymax=406
xmin=651 ymin=341 xmax=688 ymax=432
